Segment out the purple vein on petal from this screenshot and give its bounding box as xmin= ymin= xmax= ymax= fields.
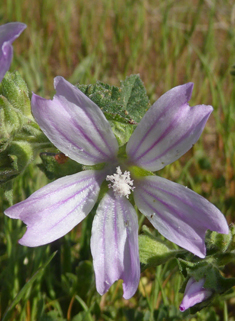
xmin=135 ymin=176 xmax=228 ymax=237
xmin=12 ymin=170 xmax=106 ymax=247
xmin=47 ymin=99 xmax=110 ymax=162
xmin=119 ymin=195 xmax=140 ymax=299
xmin=140 ymin=186 xmax=203 ymax=227
xmin=128 ymin=104 xmax=170 ymax=157
xmin=137 ymin=190 xmax=182 ymax=227
xmin=13 ymin=172 xmax=103 ymax=211
xmin=135 ymin=190 xmax=205 ymax=251
xmin=54 ymin=123 xmax=97 ymax=160
xmin=114 ymin=198 xmax=122 ymax=273
xmin=119 ymin=198 xmax=133 ymax=263
xmin=60 ymin=97 xmax=113 ymax=160
xmin=133 ymin=108 xmax=183 ymax=162
xmin=54 ymin=77 xmax=118 ymax=159
xmin=140 ymin=115 xmax=208 ymax=167
xmin=79 ymin=105 xmax=116 ymax=157
xmin=72 ymin=117 xmax=111 ymax=159
xmin=101 ymin=197 xmax=109 ymax=290
xmin=141 ymin=181 xmax=202 ymax=214
xmin=127 ymin=83 xmax=193 ymax=160
xmin=45 ymin=183 xmax=92 ymax=232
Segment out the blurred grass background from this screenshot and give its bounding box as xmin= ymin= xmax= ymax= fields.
xmin=1 ymin=0 xmax=235 ymax=320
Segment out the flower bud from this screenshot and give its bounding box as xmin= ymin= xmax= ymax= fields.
xmin=179 ymin=277 xmax=213 ymax=312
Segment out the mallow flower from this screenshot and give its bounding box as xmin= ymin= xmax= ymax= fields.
xmin=4 ymin=77 xmax=229 ymax=299
xmin=0 ymin=22 xmax=26 ymax=82
xmin=179 ymin=278 xmax=213 ymax=311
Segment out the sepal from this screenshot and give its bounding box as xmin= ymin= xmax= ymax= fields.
xmin=38 ymin=152 xmax=83 ymax=180
xmin=0 ymin=72 xmax=53 ymax=183
xmin=0 ymin=71 xmax=31 ymax=116
xmin=206 ymin=228 xmax=233 ymax=253
xmin=0 ymin=141 xmax=34 ymax=182
xmin=0 ymin=95 xmax=24 ymax=151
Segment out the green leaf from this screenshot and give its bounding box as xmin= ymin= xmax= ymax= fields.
xmin=203 ymin=266 xmax=235 ymax=294
xmin=77 ymin=74 xmax=150 ymax=146
xmin=74 ymin=295 xmax=93 ymax=321
xmin=119 ymin=74 xmax=150 ymax=122
xmin=76 ymin=261 xmax=94 ymax=298
xmin=2 ymin=251 xmax=57 ymax=321
xmin=77 ymin=81 xmax=135 ymax=146
xmin=61 ymin=262 xmax=94 ymax=299
xmin=38 ymin=152 xmax=83 ymax=180
xmin=139 ymin=226 xmax=183 ymax=269
xmin=72 ymin=311 xmax=93 ymax=321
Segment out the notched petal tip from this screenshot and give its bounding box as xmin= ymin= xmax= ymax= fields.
xmin=91 ymin=192 xmax=140 ymax=299
xmin=0 ymin=22 xmax=27 ymax=43
xmin=214 ymin=212 xmax=229 ymax=235
xmin=183 ymin=82 xmax=194 ymax=101
xmin=18 ymin=231 xmax=39 ymax=247
xmin=6 ymin=170 xmax=103 ymax=247
xmin=54 ymin=75 xmax=65 ymax=89
xmin=126 ymin=82 xmax=212 ymax=172
xmin=223 ymin=224 xmax=230 ymax=235
xmin=1 ymin=23 xmax=26 ymax=57
xmin=134 ymin=176 xmax=228 ymax=258
xmin=11 ymin=22 xmax=27 ymax=37
xmin=31 ymin=92 xmax=47 ymax=105
xmin=199 ymin=104 xmax=214 ymax=117
xmin=31 ymin=92 xmax=51 ymax=124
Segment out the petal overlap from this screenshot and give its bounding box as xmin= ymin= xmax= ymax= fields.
xmin=5 ymin=170 xmax=106 ymax=246
xmin=31 ymin=77 xmax=119 ymax=166
xmin=0 ymin=22 xmax=26 ymax=82
xmin=127 ymin=83 xmax=213 ymax=171
xmin=91 ymin=192 xmax=140 ymax=299
xmin=134 ymin=175 xmax=229 ymax=258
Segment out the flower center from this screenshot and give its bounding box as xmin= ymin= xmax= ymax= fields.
xmin=106 ymin=166 xmax=135 ymax=198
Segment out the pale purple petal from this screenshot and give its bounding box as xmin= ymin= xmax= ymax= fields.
xmin=126 ymin=83 xmax=212 ymax=171
xmin=31 ymin=77 xmax=119 ymax=165
xmin=179 ymin=278 xmax=213 ymax=311
xmin=0 ymin=22 xmax=26 ymax=82
xmin=134 ymin=176 xmax=229 ymax=258
xmin=91 ymin=192 xmax=140 ymax=299
xmin=5 ymin=170 xmax=106 ymax=246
